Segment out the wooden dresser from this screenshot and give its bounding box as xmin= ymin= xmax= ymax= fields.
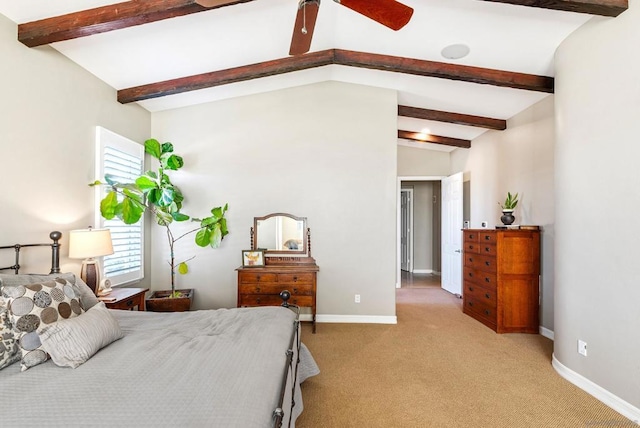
xmin=237 ymin=258 xmax=319 ymax=332
xmin=462 ymin=229 xmax=540 ymax=333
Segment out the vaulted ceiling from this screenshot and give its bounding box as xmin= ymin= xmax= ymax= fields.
xmin=0 ymin=0 xmax=627 ymax=150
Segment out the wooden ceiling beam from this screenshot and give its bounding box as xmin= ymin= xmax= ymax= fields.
xmin=18 ymin=0 xmax=255 ymax=48
xmin=118 ymin=50 xmax=334 ymax=103
xmin=398 ymin=130 xmax=471 ymax=149
xmin=481 ymin=0 xmax=627 ymax=17
xmin=398 ymin=106 xmax=507 ymax=130
xmin=334 ymin=50 xmax=553 ymax=93
xmin=118 ymin=49 xmax=553 ymax=103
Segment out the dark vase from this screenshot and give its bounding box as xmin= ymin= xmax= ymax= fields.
xmin=500 ymin=210 xmax=515 ymax=225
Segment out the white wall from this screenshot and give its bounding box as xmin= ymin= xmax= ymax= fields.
xmin=397 ymin=145 xmax=450 ymax=176
xmin=554 ymin=1 xmax=640 ymax=414
xmin=0 ymin=14 xmax=150 ymax=279
xmin=150 ymin=81 xmax=399 ymax=318
xmin=451 ymin=95 xmax=556 ymax=331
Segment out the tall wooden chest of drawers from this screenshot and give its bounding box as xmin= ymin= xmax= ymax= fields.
xmin=462 ymin=229 xmax=540 ymax=334
xmin=237 ymin=261 xmax=319 ymax=332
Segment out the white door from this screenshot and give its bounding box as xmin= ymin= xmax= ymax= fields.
xmin=400 ymin=189 xmax=413 ymax=272
xmin=441 ymin=172 xmax=463 ymax=296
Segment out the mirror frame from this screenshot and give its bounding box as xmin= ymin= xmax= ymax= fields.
xmin=252 ymin=213 xmax=308 ymax=256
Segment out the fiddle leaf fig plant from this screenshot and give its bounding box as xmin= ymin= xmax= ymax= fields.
xmin=499 ymin=192 xmax=519 ymax=210
xmin=91 ymin=138 xmax=229 ymax=297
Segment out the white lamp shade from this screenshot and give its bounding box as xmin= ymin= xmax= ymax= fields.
xmin=68 ymin=228 xmax=114 ymax=259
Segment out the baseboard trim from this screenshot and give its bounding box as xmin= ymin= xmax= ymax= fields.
xmin=316 ymin=314 xmax=398 ymax=324
xmin=539 ymin=326 xmax=554 ymax=341
xmin=552 ymin=354 xmax=640 ymax=424
xmin=412 ymin=269 xmax=433 ymax=274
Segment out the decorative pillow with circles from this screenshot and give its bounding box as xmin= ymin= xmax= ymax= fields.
xmin=3 ymin=278 xmax=84 ymax=371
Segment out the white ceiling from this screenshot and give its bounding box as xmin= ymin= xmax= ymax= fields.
xmin=0 ymin=0 xmax=597 ymax=149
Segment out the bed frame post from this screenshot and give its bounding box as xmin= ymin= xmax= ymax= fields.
xmin=50 ymin=231 xmax=61 ymax=274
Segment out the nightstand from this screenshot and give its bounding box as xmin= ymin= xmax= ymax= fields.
xmin=100 ymin=287 xmax=149 ymax=311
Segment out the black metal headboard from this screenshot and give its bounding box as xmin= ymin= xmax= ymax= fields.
xmin=0 ymin=231 xmax=61 ymax=274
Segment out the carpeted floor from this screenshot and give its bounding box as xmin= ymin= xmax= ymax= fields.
xmin=296 ymin=286 xmax=634 ymax=427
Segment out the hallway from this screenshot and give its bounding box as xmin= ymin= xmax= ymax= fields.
xmin=400 ymin=271 xmax=441 ymax=288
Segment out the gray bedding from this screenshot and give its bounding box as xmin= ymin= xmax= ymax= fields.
xmin=0 ymin=306 xmax=319 ymax=427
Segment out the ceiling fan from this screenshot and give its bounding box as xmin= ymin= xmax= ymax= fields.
xmin=289 ymin=0 xmax=414 ymax=56
xmin=195 ymin=0 xmax=413 ymax=56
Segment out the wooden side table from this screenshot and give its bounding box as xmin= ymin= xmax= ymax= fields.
xmin=99 ymin=287 xmax=149 ymax=311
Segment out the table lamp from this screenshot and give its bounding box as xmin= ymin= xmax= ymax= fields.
xmin=68 ymin=227 xmax=114 ymax=296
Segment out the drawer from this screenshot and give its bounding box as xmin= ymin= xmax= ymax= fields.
xmin=238 ymin=283 xmax=313 ymax=296
xmin=463 ymin=268 xmax=479 ymax=284
xmin=277 ymin=272 xmax=314 ymax=285
xmin=464 ymin=254 xmax=496 ymax=273
xmin=476 ymin=271 xmax=497 ymax=290
xmin=479 ymin=232 xmax=496 ymax=244
xmin=239 ymin=294 xmax=313 ymax=307
xmin=474 ymin=255 xmax=498 ymax=273
xmin=479 ymin=243 xmax=497 ymax=256
xmin=463 ymin=231 xmax=479 ymax=243
xmin=464 ymin=295 xmax=497 ymax=323
xmin=238 ymin=272 xmax=277 ymax=283
xmin=463 ymin=281 xmax=496 ymax=308
xmin=108 ymin=297 xmax=142 ymax=310
xmin=464 ymin=241 xmax=480 ymax=254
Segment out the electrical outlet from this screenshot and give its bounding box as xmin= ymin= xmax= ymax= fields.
xmin=355 ymin=294 xmax=361 ymax=303
xmin=481 ymin=221 xmax=488 ymax=228
xmin=578 ymin=340 xmax=587 ymax=356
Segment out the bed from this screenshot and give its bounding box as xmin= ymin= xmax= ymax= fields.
xmin=0 ymin=232 xmax=319 ymax=427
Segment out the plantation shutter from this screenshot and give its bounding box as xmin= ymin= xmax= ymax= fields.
xmin=95 ymin=127 xmax=144 ymax=286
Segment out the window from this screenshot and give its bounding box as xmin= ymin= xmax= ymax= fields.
xmin=95 ymin=127 xmax=144 ymax=286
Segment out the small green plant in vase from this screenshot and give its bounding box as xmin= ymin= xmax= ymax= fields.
xmin=91 ymin=138 xmax=229 ymax=301
xmin=499 ymin=192 xmax=518 ymax=211
xmin=499 ymin=192 xmax=518 ymax=225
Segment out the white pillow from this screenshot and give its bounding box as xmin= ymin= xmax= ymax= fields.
xmin=39 ymin=302 xmax=123 ymax=369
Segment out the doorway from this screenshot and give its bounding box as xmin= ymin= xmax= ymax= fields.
xmin=397 ymin=177 xmax=443 ymax=288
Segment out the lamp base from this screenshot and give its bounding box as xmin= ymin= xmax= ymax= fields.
xmin=80 ymin=259 xmax=100 ymax=296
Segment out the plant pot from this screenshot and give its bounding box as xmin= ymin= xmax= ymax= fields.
xmin=500 ymin=210 xmax=515 ymax=225
xmin=145 ymin=288 xmax=194 ymax=312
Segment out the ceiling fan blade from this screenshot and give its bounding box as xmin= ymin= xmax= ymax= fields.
xmin=289 ymin=0 xmax=320 ymax=56
xmin=334 ymin=0 xmax=413 ymax=31
xmin=195 ymin=0 xmax=246 ymax=7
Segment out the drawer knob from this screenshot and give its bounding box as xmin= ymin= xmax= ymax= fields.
xmin=485 ymin=277 xmax=490 ymax=283
xmin=256 ymin=298 xmax=261 ymax=304
xmin=484 ymin=247 xmax=490 ymax=252
xmin=484 ymin=310 xmax=491 ymax=316
xmin=469 ymin=234 xmax=475 ymax=239
xmin=293 ymin=276 xmax=298 ymax=282
xmin=485 ymin=261 xmax=490 ymax=266
xmin=255 ymin=287 xmax=261 ymax=293
xmin=256 ymin=275 xmax=261 ymax=281
xmin=468 ymin=302 xmax=473 ymax=307
xmin=468 ymin=272 xmax=473 ymax=278
xmin=293 ymin=288 xmax=298 ymax=293
xmin=468 ymin=257 xmax=473 ymax=262
xmin=485 ymin=293 xmax=490 ymax=299
xmin=484 ymin=236 xmax=490 ymax=240
xmin=469 ymin=245 xmax=474 ymax=250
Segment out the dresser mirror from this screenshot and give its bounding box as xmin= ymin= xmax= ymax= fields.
xmin=252 ymin=213 xmax=307 ymax=255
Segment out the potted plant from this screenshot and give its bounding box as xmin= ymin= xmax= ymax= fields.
xmin=498 ymin=192 xmax=518 ymax=225
xmin=91 ymin=138 xmax=229 ymax=311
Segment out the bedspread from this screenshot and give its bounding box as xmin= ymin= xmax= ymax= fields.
xmin=0 ymin=306 xmax=318 ymax=427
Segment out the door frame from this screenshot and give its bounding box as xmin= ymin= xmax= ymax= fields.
xmin=400 ymin=187 xmax=414 ymax=273
xmin=396 ymin=176 xmax=446 ymax=288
